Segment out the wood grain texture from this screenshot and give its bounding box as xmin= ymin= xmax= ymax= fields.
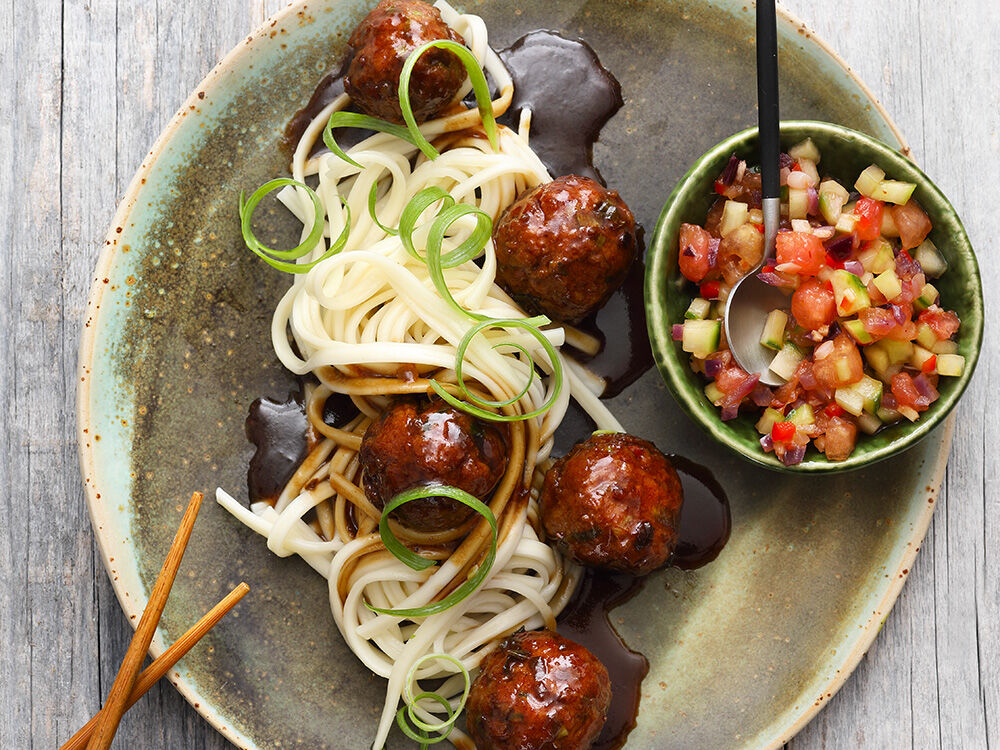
xmin=0 ymin=0 xmax=995 ymax=748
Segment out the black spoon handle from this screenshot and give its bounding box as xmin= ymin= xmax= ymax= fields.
xmin=756 ymin=0 xmax=780 ymax=200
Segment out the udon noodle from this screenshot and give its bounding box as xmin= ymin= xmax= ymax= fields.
xmin=217 ymin=3 xmax=623 ymax=747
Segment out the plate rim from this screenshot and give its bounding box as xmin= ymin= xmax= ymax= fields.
xmin=75 ymin=2 xmax=941 ymax=748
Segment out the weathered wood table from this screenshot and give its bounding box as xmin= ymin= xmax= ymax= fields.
xmin=1 ymin=0 xmax=995 ymax=747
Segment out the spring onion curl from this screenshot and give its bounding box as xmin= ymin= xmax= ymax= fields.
xmin=367 ymin=181 xmax=399 ymax=236
xmin=323 ymin=111 xmax=419 ymax=170
xmin=372 ymin=485 xmax=498 ymax=617
xmin=400 ymin=39 xmax=499 ymax=161
xmin=395 ymin=653 xmax=471 ymax=747
xmin=239 ymin=178 xmax=350 ymax=273
xmin=431 ymin=319 xmax=564 ymax=423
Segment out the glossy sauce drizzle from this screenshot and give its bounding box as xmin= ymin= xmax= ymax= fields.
xmin=556 ymin=458 xmax=731 ymax=749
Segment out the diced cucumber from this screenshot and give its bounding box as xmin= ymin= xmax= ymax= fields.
xmin=913 ymin=283 xmax=940 ymax=311
xmin=835 ymin=374 xmax=883 ymax=415
xmin=760 ymin=309 xmax=789 ymax=351
xmin=788 ymin=137 xmax=821 ymax=163
xmin=932 ymin=339 xmax=959 ymax=355
xmin=914 ymin=239 xmax=948 ymax=278
xmin=858 ymin=238 xmax=895 ymax=274
xmin=910 ymin=345 xmax=935 ymax=371
xmin=704 ymin=381 xmax=725 ymax=405
xmin=831 ymin=269 xmax=871 ymax=315
xmin=871 ymin=179 xmax=917 ymax=205
xmin=898 ymin=405 xmax=920 ymax=422
xmin=769 ymin=342 xmax=804 ymax=381
xmin=798 ymin=158 xmax=820 ymax=187
xmin=788 ymin=188 xmax=808 ymax=220
xmin=877 ymin=405 xmax=903 ymax=424
xmin=756 ymin=407 xmax=785 ymax=435
xmin=842 ymin=318 xmax=874 ymax=345
xmin=916 ymin=322 xmax=938 ymax=349
xmin=685 ymin=297 xmax=712 ymax=320
xmin=880 ymin=208 xmax=900 ymax=238
xmin=855 ymin=164 xmax=886 ymax=198
xmin=835 ymin=212 xmax=858 ymax=233
xmin=682 ymin=319 xmax=722 ymax=359
xmin=873 ymin=269 xmax=903 ymax=301
xmin=720 ymin=200 xmax=749 ymax=237
xmin=788 ymin=403 xmax=815 ymax=427
xmin=711 ymin=300 xmax=727 ymax=320
xmin=882 ymin=338 xmax=915 ymax=364
xmin=857 ymin=410 xmax=883 ymax=435
xmin=936 ymin=353 xmax=965 ymax=376
xmin=818 ymin=179 xmax=849 ymax=225
xmin=864 ymin=341 xmax=890 ymax=375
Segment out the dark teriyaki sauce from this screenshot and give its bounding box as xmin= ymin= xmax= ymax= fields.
xmin=556 ymin=458 xmax=730 ymax=749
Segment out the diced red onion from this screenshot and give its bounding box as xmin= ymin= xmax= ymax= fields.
xmin=798 ymin=367 xmax=817 ymax=389
xmin=760 ymin=434 xmax=775 ymax=453
xmin=704 ymin=357 xmax=725 ymax=378
xmin=882 ymin=393 xmax=898 ymax=410
xmin=779 ymin=167 xmax=791 ymax=186
xmin=779 ymin=152 xmax=794 ymax=169
xmin=750 ymin=383 xmax=774 ymax=407
xmin=708 ymin=238 xmax=720 ymax=268
xmin=895 ymin=250 xmax=922 ymax=277
xmin=913 ymin=374 xmax=939 ymax=403
xmin=682 ymin=244 xmax=695 ymax=257
xmin=891 ymin=304 xmax=908 ymax=325
xmin=719 ymin=154 xmax=740 ymax=186
xmin=824 ymin=233 xmax=854 ymax=261
xmin=807 ymin=187 xmax=819 ymax=215
xmin=724 ymin=374 xmax=761 ymax=405
xmin=720 ymin=403 xmax=740 ymax=421
xmin=825 ymin=320 xmax=842 ymax=340
xmin=757 ymin=270 xmax=797 ymax=288
xmin=780 ymin=444 xmax=807 ymax=466
xmin=843 ymin=260 xmax=865 ymax=276
xmin=672 ymin=324 xmax=684 ymax=341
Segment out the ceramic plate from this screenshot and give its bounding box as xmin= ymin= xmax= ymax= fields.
xmin=78 ymin=1 xmax=952 ymax=748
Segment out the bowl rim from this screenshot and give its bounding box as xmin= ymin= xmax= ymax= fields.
xmin=645 ymin=119 xmax=984 ymax=474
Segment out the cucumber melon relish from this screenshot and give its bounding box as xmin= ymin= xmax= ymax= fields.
xmin=672 ymin=139 xmax=964 ymax=466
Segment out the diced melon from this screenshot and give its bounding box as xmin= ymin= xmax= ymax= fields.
xmin=818 ymin=179 xmax=849 ymax=225
xmin=871 ymin=179 xmax=917 ymax=205
xmin=769 ymin=342 xmax=804 ymax=381
xmin=756 ymin=407 xmax=785 ymax=435
xmin=836 ymin=375 xmax=883 ymax=415
xmin=788 ymin=137 xmax=821 ymax=163
xmin=910 ymin=345 xmax=936 ymax=371
xmin=932 ymin=339 xmax=959 ymax=355
xmin=788 ymin=188 xmax=808 ymax=220
xmin=834 ymin=387 xmax=865 ymax=416
xmin=835 ymin=212 xmax=858 ymax=233
xmin=831 ymin=269 xmax=871 ymax=315
xmin=882 ymin=339 xmax=915 ymax=364
xmin=936 ymin=353 xmax=965 ymax=377
xmin=858 ymin=239 xmax=895 ymax=274
xmin=704 ymin=381 xmax=725 ymax=405
xmin=864 ymin=341 xmax=890 ymax=375
xmin=916 ymin=322 xmax=938 ymax=350
xmin=685 ymin=297 xmax=712 ymax=320
xmin=855 ymin=164 xmax=886 ymax=198
xmin=914 ymin=239 xmax=948 ymax=278
xmin=720 ymin=200 xmax=749 ymax=237
xmin=873 ymin=269 xmax=903 ymax=301
xmin=683 ymin=319 xmax=722 ymax=359
xmin=788 ymin=402 xmax=815 ymax=426
xmin=760 ymin=309 xmax=789 ymax=351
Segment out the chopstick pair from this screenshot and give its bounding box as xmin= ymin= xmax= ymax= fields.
xmin=61 ymin=491 xmax=249 ymax=750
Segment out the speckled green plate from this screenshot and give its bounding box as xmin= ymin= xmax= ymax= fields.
xmin=78 ymin=1 xmax=955 ymax=748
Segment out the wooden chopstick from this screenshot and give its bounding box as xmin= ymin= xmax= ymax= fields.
xmin=85 ymin=490 xmax=204 ymax=749
xmin=60 ymin=581 xmax=249 ymax=750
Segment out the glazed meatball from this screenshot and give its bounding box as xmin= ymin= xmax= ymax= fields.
xmin=358 ymin=398 xmax=507 ymax=531
xmin=493 ymin=175 xmax=637 ymax=324
xmin=466 ymin=629 xmax=611 ymax=750
xmin=344 ymin=0 xmax=467 ymax=124
xmin=540 ymin=433 xmax=684 ymax=575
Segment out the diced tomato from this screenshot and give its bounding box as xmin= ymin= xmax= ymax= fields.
xmin=921 ymin=355 xmax=938 ymax=374
xmin=753 ymin=222 xmax=764 ymax=233
xmin=776 ymin=231 xmax=826 ymax=275
xmin=918 ymin=307 xmax=961 ymax=340
xmin=790 ymin=162 xmax=803 ymax=172
xmin=891 ymin=372 xmax=932 ymax=411
xmin=791 ymin=279 xmax=837 ymax=331
xmin=772 ymin=421 xmax=796 ymax=443
xmin=678 ymin=223 xmax=713 ymax=282
xmin=700 ymin=280 xmax=720 ymax=300
xmin=824 ymin=403 xmax=845 ymax=418
xmin=854 ymin=197 xmax=884 ymax=241
xmin=859 ymin=307 xmax=896 ymax=338
xmin=812 ymin=333 xmax=864 ymax=389
xmin=825 ymin=252 xmax=845 ymax=270
xmin=890 ymin=200 xmax=932 ymax=251
xmin=714 ymin=180 xmax=727 ymax=195
xmin=884 ymin=319 xmax=917 ymax=341
xmin=823 ymin=416 xmax=858 ymax=461
xmin=715 ymin=366 xmax=749 ymax=394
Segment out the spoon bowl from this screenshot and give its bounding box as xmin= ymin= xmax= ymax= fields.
xmin=724 ymin=273 xmax=790 ymax=387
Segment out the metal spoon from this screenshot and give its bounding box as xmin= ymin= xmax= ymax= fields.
xmin=724 ymin=0 xmax=787 ymax=387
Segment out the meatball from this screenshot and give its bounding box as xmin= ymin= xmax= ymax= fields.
xmin=540 ymin=433 xmax=683 ymax=575
xmin=466 ymin=629 xmax=611 ymax=750
xmin=358 ymin=398 xmax=507 ymax=531
xmin=344 ymin=0 xmax=467 ymax=124
xmin=493 ymin=175 xmax=637 ymax=324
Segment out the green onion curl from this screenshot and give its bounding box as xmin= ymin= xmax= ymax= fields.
xmin=367 ymin=180 xmax=399 ymax=236
xmin=394 ymin=653 xmax=471 ymax=747
xmin=369 ymin=484 xmax=497 ymax=618
xmin=322 ymin=111 xmax=420 ymax=170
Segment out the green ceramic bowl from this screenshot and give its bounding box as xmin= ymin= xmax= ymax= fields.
xmin=646 ymin=120 xmax=983 ymax=473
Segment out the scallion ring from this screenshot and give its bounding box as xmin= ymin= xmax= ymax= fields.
xmin=399 ymin=39 xmax=499 ymax=161
xmin=394 ymin=653 xmax=471 ymax=747
xmin=369 ymin=484 xmax=497 ymax=617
